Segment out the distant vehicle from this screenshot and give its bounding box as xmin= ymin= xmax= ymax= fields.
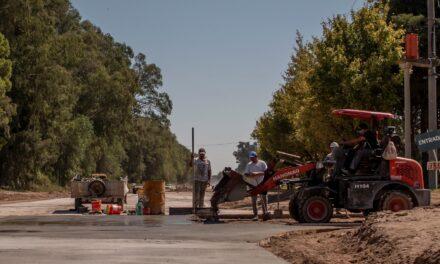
xmin=165 ymin=183 xmax=176 ymax=191
xmin=71 ymin=173 xmax=129 ymax=211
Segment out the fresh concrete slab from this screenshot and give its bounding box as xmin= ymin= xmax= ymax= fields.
xmin=0 ymin=214 xmax=349 ymax=264
xmin=0 ymin=193 xmax=352 ymax=263
xmin=0 ymin=236 xmax=286 ymax=264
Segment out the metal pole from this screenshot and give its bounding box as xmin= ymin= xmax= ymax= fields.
xmin=404 ymin=63 xmax=412 ymax=158
xmin=427 ymin=0 xmax=438 ymax=188
xmin=192 ymin=127 xmax=196 ymax=213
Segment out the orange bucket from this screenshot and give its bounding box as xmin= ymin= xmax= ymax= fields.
xmin=91 ymin=200 xmax=102 ymax=213
xmin=106 ymin=204 xmax=122 ymax=215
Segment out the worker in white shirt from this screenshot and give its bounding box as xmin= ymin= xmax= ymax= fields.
xmin=244 ymin=151 xmax=269 ymax=221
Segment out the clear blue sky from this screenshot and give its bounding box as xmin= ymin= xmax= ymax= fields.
xmin=71 ymin=0 xmax=364 ymax=173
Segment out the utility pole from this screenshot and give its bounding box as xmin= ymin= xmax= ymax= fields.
xmin=192 ymin=127 xmax=196 ymax=213
xmin=403 ymin=63 xmax=413 ymax=158
xmin=427 ymin=0 xmax=438 ymax=189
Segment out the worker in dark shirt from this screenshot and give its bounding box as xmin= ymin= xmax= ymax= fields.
xmin=342 ymin=123 xmax=378 ymax=172
xmin=331 ymin=123 xmax=379 ymax=177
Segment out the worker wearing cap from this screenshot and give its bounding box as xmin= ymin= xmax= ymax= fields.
xmin=244 ymin=151 xmax=269 ymax=221
xmin=324 ymin=142 xmax=339 ymax=166
xmin=190 ymin=148 xmax=212 ymax=208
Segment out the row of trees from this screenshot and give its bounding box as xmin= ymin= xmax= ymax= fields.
xmin=253 ymin=2 xmax=407 ymax=160
xmin=0 ymin=0 xmax=190 ymax=189
xmin=233 ymin=141 xmax=257 ymax=173
xmin=385 ymin=0 xmax=440 ymax=164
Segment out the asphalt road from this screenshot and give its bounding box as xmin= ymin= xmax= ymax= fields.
xmin=0 ymin=193 xmax=350 ymax=264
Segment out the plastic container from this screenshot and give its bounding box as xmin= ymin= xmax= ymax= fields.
xmin=143 ymin=180 xmax=165 ymax=215
xmin=91 ymin=200 xmax=102 ymax=213
xmin=106 ymin=204 xmax=122 ymax=215
xmin=135 ymin=201 xmax=143 ymax=215
xmin=143 ymin=207 xmax=151 ymax=215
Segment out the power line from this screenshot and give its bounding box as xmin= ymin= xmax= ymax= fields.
xmin=184 ymin=140 xmax=257 ymax=149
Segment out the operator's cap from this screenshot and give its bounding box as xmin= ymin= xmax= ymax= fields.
xmin=198 ymin=148 xmax=206 ymax=154
xmin=249 ymin=151 xmax=257 ymax=158
xmin=330 ymin=142 xmax=339 ymax=149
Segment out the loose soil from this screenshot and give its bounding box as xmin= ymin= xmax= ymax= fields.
xmin=262 ymin=206 xmax=440 ymax=264
xmin=0 ymin=189 xmax=69 ymax=204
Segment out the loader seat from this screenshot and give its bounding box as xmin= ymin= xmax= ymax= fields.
xmin=355 ymin=147 xmax=382 ymax=175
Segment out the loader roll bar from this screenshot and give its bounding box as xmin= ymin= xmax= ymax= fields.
xmin=276 ymin=151 xmax=303 ymax=165
xmin=276 ymin=151 xmax=301 ymax=160
xmin=332 ymin=109 xmax=396 ymax=121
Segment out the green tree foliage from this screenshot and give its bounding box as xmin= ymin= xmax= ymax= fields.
xmin=0 ymin=33 xmax=14 ymax=148
xmin=133 ymin=53 xmax=172 ymax=125
xmin=123 ymin=118 xmax=189 ymax=183
xmin=0 ymin=0 xmax=189 ymax=189
xmin=375 ymin=0 xmax=440 ymax=159
xmin=233 ymin=141 xmax=257 ymax=173
xmin=253 ymin=4 xmax=404 ymax=160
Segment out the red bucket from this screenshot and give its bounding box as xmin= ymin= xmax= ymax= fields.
xmin=91 ymin=200 xmax=102 ymax=213
xmin=106 ymin=204 xmax=122 ymax=215
xmin=143 ymin=207 xmax=151 ymax=215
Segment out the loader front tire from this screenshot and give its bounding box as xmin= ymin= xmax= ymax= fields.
xmin=297 ymin=195 xmax=333 ymax=223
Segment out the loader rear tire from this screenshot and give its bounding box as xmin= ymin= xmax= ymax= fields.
xmin=297 ymin=195 xmax=333 ymax=223
xmin=380 ymin=191 xmax=413 ymax=212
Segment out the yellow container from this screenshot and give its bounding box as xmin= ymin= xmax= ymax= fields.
xmin=137 ymin=188 xmax=144 ymax=199
xmin=143 ymin=180 xmax=165 ymax=215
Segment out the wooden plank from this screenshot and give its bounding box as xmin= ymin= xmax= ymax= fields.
xmin=267 ymin=189 xmax=295 ymax=204
xmin=169 ymin=207 xmax=194 ymax=215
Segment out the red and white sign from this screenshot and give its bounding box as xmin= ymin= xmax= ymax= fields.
xmin=427 ymin=161 xmax=440 ymax=171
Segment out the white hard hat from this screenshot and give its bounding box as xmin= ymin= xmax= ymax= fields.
xmin=330 ymin=142 xmax=339 ymax=148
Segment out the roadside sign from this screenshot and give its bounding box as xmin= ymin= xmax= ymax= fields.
xmin=427 ymin=161 xmax=440 ymax=171
xmin=415 ymin=130 xmax=440 ymax=152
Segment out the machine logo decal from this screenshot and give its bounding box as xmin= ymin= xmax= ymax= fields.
xmin=273 ymin=168 xmax=300 ymax=181
xmin=354 ymin=183 xmax=370 ymax=189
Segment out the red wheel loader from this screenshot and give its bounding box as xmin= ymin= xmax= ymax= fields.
xmin=209 ymin=109 xmax=430 ymax=223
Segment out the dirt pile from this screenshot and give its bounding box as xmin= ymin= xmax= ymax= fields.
xmin=262 ymin=206 xmax=440 ymax=264
xmin=260 ymin=228 xmax=353 ymax=264
xmin=346 ymin=207 xmax=440 ymax=263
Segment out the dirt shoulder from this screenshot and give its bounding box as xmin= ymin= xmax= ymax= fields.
xmin=0 ymin=189 xmax=69 ymax=204
xmin=261 ymin=206 xmax=440 ymax=264
xmin=431 ymin=189 xmax=440 ymax=205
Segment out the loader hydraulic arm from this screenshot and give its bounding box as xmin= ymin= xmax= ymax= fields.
xmin=248 ymin=162 xmax=316 ymax=196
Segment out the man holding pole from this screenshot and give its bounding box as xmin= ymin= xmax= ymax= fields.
xmin=190 ymin=148 xmax=212 ymax=208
